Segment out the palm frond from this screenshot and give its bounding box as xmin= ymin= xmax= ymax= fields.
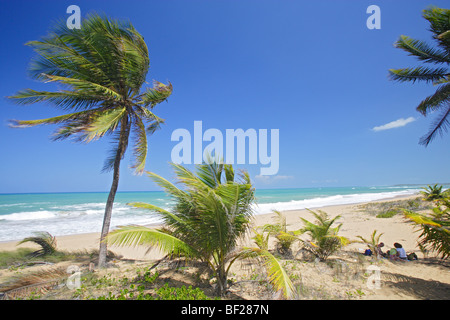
xmin=388 ymin=66 xmax=449 ymax=84
xmin=146 ymin=169 xmax=188 ymax=199
xmin=106 ymin=225 xmax=198 ymax=258
xmin=423 ymin=7 xmax=450 ymax=52
xmin=404 ymin=210 xmax=442 ymax=227
xmin=394 ymin=35 xmax=450 ymax=64
xmin=139 ymin=81 xmax=173 ymax=107
xmin=9 ymin=108 xmax=98 ymax=128
xmin=0 ymin=267 xmax=68 ymax=300
xmin=17 ymin=232 xmax=57 ymax=257
xmin=7 ymin=89 xmax=103 ymax=111
xmin=130 ymin=116 xmax=147 ymax=174
xmin=419 ymin=104 xmax=450 ymax=146
xmin=242 ymin=247 xmax=296 ymax=300
xmin=42 ymin=74 xmax=123 ymax=101
xmin=127 ymin=202 xmax=187 ymax=227
xmin=84 ymin=107 xmax=127 ymax=142
xmin=416 ymin=83 xmax=450 ymax=116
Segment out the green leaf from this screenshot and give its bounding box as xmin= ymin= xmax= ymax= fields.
xmin=130 ymin=116 xmax=147 ymax=174
xmin=394 ymin=35 xmax=450 ymax=64
xmin=84 ymin=107 xmax=127 ymax=142
xmin=106 ymin=225 xmax=197 ymax=257
xmin=242 ymin=247 xmax=296 ymax=300
xmin=388 ymin=66 xmax=449 ymax=84
xmin=139 ymin=81 xmax=173 ymax=107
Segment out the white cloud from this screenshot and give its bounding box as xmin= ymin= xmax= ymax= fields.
xmin=372 ymin=117 xmax=416 ymax=132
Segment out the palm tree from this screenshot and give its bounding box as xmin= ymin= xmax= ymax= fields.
xmin=248 ymin=228 xmax=296 ymax=299
xmin=18 ymin=231 xmax=57 ymax=258
xmin=259 ymin=210 xmax=298 ymax=256
xmin=420 ymin=184 xmax=444 ymax=201
xmin=389 ymin=7 xmax=450 ymax=146
xmin=7 ymin=14 xmax=173 ymax=268
xmin=356 ymin=230 xmax=384 ymax=258
xmin=404 ymin=196 xmax=450 ymax=259
xmin=106 ymin=161 xmax=295 ymax=298
xmin=297 ymin=209 xmax=350 ymax=261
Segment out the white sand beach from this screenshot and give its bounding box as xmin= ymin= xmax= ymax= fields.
xmin=1 ymin=194 xmax=449 ymax=300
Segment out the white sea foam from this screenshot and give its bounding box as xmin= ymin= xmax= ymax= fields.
xmin=253 ymin=189 xmax=419 ymax=214
xmin=1 ymin=210 xmax=58 ymax=221
xmin=0 ymin=189 xmax=420 ymax=242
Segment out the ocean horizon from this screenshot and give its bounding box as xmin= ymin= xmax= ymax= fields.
xmin=0 ymin=184 xmax=442 ymax=242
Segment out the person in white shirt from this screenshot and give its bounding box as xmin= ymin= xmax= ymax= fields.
xmin=394 ymin=243 xmax=407 ymax=260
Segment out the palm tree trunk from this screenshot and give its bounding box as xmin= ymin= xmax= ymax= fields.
xmin=98 ymin=116 xmax=130 ymax=268
xmin=215 ymin=265 xmax=228 ymax=296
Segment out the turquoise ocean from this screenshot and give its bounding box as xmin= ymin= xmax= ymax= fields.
xmin=0 ymin=185 xmax=437 ymax=242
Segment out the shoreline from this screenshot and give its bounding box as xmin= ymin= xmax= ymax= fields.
xmin=0 ymin=192 xmax=418 ymax=243
xmin=2 ymin=192 xmax=449 ymax=300
xmin=0 ymin=188 xmax=422 ymax=244
xmin=0 ymin=193 xmax=421 ymax=260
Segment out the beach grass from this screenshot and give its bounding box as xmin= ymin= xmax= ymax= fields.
xmin=357 ymin=197 xmax=432 ymax=218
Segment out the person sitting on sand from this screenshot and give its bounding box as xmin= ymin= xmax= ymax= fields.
xmin=387 ymin=247 xmax=399 ymax=260
xmin=394 ymin=243 xmax=407 ymax=260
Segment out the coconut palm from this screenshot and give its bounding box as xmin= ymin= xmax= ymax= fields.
xmin=297 ymin=209 xmax=350 ymax=261
xmin=106 ymin=161 xmax=295 ymax=298
xmin=389 ymin=7 xmax=450 ymax=146
xmin=356 ymin=230 xmax=384 ymax=258
xmin=248 ymin=228 xmax=296 ymax=299
xmin=404 ymin=196 xmax=450 ymax=259
xmin=420 ymin=184 xmax=445 ymax=201
xmin=259 ymin=210 xmax=298 ymax=256
xmin=7 ymin=14 xmax=172 ymax=267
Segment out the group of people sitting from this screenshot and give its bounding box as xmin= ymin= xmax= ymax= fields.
xmin=364 ymin=242 xmax=418 ymax=261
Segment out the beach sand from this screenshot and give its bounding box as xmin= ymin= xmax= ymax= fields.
xmin=1 ymin=194 xmax=449 ymax=300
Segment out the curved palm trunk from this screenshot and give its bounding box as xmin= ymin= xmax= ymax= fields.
xmin=98 ymin=116 xmax=130 ymax=268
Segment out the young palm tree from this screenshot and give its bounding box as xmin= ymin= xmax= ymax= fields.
xmin=107 ymin=161 xmax=254 ymax=296
xmin=356 ymin=230 xmax=384 ymax=258
xmin=18 ymin=232 xmax=57 ymax=258
xmin=297 ymin=209 xmax=350 ymax=261
xmin=248 ymin=228 xmax=296 ymax=299
xmin=389 ymin=7 xmax=450 ymax=146
xmin=420 ymin=184 xmax=444 ymax=201
xmin=106 ymin=161 xmax=295 ymax=298
xmin=260 ymin=210 xmax=298 ymax=256
xmin=7 ymin=14 xmax=172 ymax=268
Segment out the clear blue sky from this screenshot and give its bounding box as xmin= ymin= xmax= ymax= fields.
xmin=1 ymin=0 xmax=449 ymax=193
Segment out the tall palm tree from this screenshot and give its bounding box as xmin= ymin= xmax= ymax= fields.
xmin=106 ymin=161 xmax=295 ymax=298
xmin=389 ymin=7 xmax=450 ymax=146
xmin=7 ymin=14 xmax=173 ymax=268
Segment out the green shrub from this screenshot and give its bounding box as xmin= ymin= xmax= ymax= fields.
xmin=376 ymin=210 xmax=399 ymax=218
